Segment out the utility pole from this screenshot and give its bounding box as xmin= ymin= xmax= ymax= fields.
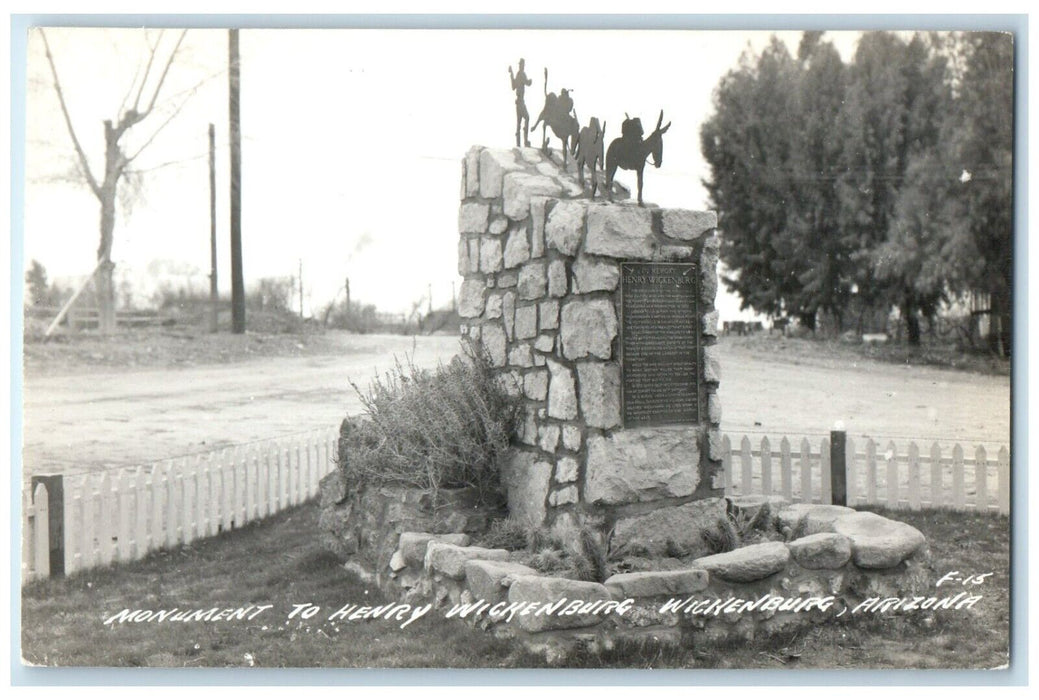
xmin=229 ymin=28 xmax=245 ymax=334
xmin=345 ymin=277 xmax=351 ymax=314
xmin=298 ymin=258 xmax=304 ymax=319
xmin=208 ymin=123 xmax=218 ymax=333
xmin=428 ymin=283 xmax=433 ymax=315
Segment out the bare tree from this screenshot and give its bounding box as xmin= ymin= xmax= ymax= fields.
xmin=38 ymin=28 xmax=192 ymax=334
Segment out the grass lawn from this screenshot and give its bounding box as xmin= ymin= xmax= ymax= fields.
xmin=21 ymin=502 xmax=1010 ymax=670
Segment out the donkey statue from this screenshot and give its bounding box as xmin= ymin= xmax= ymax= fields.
xmin=605 ymin=110 xmax=671 ymax=206
xmin=575 ymin=115 xmax=606 ymax=198
xmin=531 ymin=68 xmax=580 ymax=165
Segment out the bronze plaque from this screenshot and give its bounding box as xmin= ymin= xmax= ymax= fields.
xmin=621 ymin=262 xmax=700 ymax=428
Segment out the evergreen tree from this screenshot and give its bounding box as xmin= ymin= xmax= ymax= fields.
xmin=836 ymin=32 xmax=916 ymax=332
xmin=701 ymin=38 xmax=802 ymax=321
xmin=701 ymin=31 xmax=1014 ymax=350
xmin=786 ymin=34 xmax=850 ymax=331
xmin=25 ymin=260 xmax=50 ymax=307
xmin=955 ymin=32 xmax=1014 ymax=355
xmin=866 ymin=34 xmax=956 ymax=344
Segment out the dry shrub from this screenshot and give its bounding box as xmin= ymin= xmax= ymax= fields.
xmin=340 ymin=338 xmax=520 ymax=506
xmin=701 ymin=516 xmax=739 ymax=555
xmin=484 ymin=523 xmax=612 ymax=583
xmin=481 ymin=518 xmax=531 ymax=551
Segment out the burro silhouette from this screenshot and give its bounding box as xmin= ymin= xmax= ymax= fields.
xmin=605 ymin=110 xmax=671 ymax=206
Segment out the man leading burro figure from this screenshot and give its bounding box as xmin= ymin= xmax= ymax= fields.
xmin=509 ymin=59 xmax=533 ymax=147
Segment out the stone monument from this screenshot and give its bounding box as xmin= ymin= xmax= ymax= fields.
xmin=457 ymin=145 xmax=723 ymax=542
xmin=319 ymin=146 xmax=931 ymax=653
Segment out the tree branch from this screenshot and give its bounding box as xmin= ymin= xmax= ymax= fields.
xmin=117 ymin=50 xmax=146 ymax=118
xmin=123 ymin=97 xmax=190 ymax=166
xmin=140 ymin=29 xmax=188 ymax=119
xmin=124 ymin=150 xmax=208 ymax=175
xmin=123 ymin=67 xmax=221 ymax=165
xmin=131 ymin=30 xmax=160 ymax=114
xmin=38 ymin=29 xmax=101 ymax=200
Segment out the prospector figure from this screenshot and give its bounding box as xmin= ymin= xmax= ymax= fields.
xmin=508 ymin=59 xmax=532 ymax=147
xmin=575 ymin=116 xmax=606 ymax=198
xmin=605 ymin=110 xmax=671 ymax=206
xmin=530 ymin=68 xmax=580 ymax=165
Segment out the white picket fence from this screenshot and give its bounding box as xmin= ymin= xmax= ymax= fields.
xmin=22 ymin=428 xmax=338 ymax=583
xmin=720 ymin=434 xmax=1010 ymax=514
xmin=23 ymin=429 xmax=1010 ymax=583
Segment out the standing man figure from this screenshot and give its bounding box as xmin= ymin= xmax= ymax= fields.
xmin=509 ymin=58 xmax=533 ymax=147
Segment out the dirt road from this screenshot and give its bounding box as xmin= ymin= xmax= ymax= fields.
xmin=21 ymin=334 xmax=1011 ymax=477
xmin=22 ymin=334 xmax=462 ymax=476
xmin=716 ymin=344 xmax=1011 ymax=449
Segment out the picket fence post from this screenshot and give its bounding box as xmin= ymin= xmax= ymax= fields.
xmin=929 ymin=443 xmax=943 ymax=508
xmin=262 ymin=446 xmax=274 ymax=517
xmin=168 ymin=462 xmax=181 ymax=547
xmin=151 ymin=464 xmax=165 ymax=552
xmin=221 ymin=453 xmax=234 ymax=533
xmin=230 ymin=447 xmax=241 ymax=529
xmin=975 ymin=445 xmax=989 ymax=512
xmin=997 ymin=446 xmax=1010 ymax=515
xmin=100 ymin=472 xmax=117 ymax=565
xmin=740 ymin=436 xmax=752 ymax=496
xmin=68 ymin=482 xmax=83 ymax=575
xmin=30 ymin=475 xmax=65 ymax=576
xmin=21 ymin=488 xmax=33 ymax=581
xmin=758 ymin=437 xmax=770 ymax=496
xmin=248 ymin=450 xmax=260 ymax=523
xmin=84 ymin=473 xmax=99 ymax=569
xmin=205 ymin=454 xmax=217 ymax=537
xmin=952 ymin=444 xmax=965 ymax=509
xmin=829 ymin=430 xmax=847 ymax=506
xmin=721 ymin=434 xmax=732 ymax=496
xmin=32 ymin=482 xmax=51 ymax=580
xmin=907 ymin=442 xmax=921 ymax=510
xmin=779 ymin=437 xmax=792 ymax=501
xmin=885 ymin=441 xmax=899 ymax=508
xmin=845 ymin=436 xmax=856 ymax=506
xmin=798 ymin=438 xmax=812 ymax=504
xmin=286 ymin=446 xmax=295 ymax=507
xmin=133 ymin=467 xmax=148 ymax=559
xmin=865 ymin=439 xmax=877 ymax=506
xmin=820 ymin=437 xmax=832 ymax=505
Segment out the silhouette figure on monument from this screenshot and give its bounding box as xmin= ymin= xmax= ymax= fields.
xmin=575 ymin=116 xmax=606 ymax=198
xmin=509 ymin=59 xmax=533 ymax=148
xmin=531 ymin=68 xmax=580 ymax=165
xmin=605 ymin=111 xmax=671 ymax=206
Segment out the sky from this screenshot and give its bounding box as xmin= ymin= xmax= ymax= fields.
xmin=23 ymin=28 xmax=865 ymax=320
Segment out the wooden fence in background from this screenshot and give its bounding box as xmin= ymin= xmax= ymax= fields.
xmin=720 ymin=433 xmax=1010 ymax=514
xmin=22 ymin=428 xmax=338 ymax=583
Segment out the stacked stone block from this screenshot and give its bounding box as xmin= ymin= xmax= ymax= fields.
xmin=388 ymin=501 xmax=931 ymax=653
xmin=458 ymin=146 xmax=722 ymax=533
